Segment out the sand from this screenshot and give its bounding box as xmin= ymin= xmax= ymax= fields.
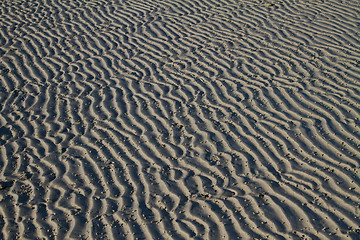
xmin=0 ymin=0 xmax=360 ymax=239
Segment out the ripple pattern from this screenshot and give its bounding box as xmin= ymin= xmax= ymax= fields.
xmin=1 ymin=0 xmax=360 ymax=239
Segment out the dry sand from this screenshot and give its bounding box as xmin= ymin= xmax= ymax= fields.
xmin=0 ymin=0 xmax=360 ymax=239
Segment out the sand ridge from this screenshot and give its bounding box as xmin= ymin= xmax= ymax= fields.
xmin=0 ymin=0 xmax=360 ymax=239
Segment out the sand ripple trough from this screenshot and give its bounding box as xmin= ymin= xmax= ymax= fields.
xmin=1 ymin=0 xmax=360 ymax=239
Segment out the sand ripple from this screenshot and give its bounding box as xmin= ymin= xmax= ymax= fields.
xmin=1 ymin=0 xmax=360 ymax=239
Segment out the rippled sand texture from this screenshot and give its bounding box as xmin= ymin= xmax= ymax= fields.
xmin=1 ymin=0 xmax=360 ymax=239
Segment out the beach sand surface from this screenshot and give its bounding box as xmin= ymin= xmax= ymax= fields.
xmin=0 ymin=0 xmax=360 ymax=239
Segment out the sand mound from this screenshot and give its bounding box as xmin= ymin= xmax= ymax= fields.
xmin=0 ymin=0 xmax=360 ymax=239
